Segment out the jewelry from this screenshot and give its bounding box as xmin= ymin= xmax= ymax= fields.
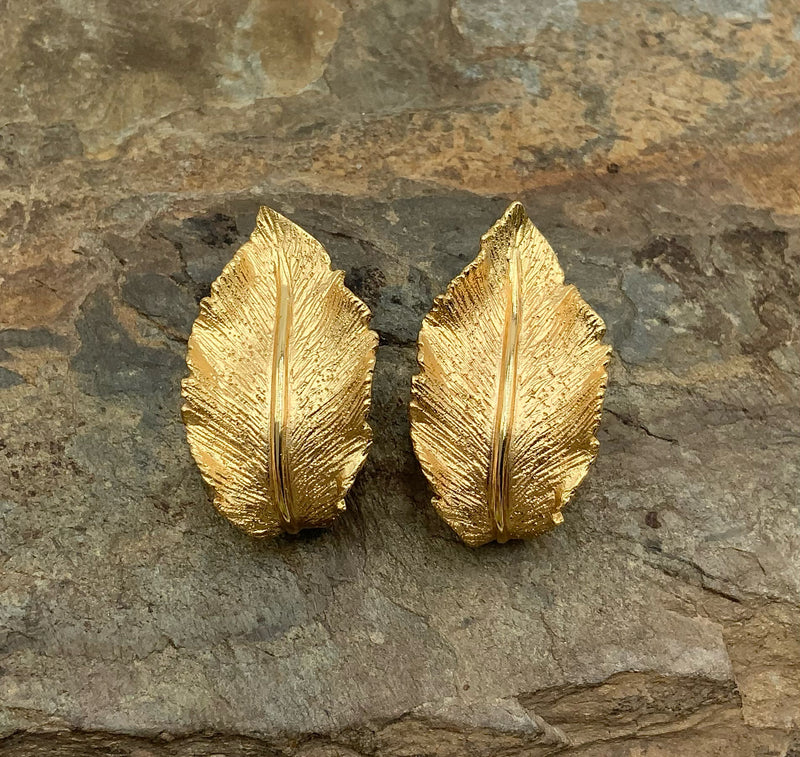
xmin=410 ymin=202 xmax=610 ymax=546
xmin=182 ymin=207 xmax=377 ymax=537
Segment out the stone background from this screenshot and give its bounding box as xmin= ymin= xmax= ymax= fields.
xmin=1 ymin=0 xmax=799 ymax=754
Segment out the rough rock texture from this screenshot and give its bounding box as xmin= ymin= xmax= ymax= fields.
xmin=1 ymin=0 xmax=799 ymax=754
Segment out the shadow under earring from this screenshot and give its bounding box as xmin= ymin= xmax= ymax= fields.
xmin=410 ymin=202 xmax=611 ymax=547
xmin=182 ymin=207 xmax=378 ymax=537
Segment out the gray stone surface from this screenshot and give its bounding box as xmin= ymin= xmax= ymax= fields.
xmin=1 ymin=0 xmax=799 ymax=754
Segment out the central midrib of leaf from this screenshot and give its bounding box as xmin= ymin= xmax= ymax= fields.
xmin=269 ymin=246 xmax=298 ymax=533
xmin=487 ymin=239 xmax=522 ymax=542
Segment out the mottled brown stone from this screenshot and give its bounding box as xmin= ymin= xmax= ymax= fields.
xmin=0 ymin=0 xmax=798 ymax=754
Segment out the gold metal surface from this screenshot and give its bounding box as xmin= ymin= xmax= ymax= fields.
xmin=181 ymin=207 xmax=378 ymax=537
xmin=410 ymin=202 xmax=611 ymax=546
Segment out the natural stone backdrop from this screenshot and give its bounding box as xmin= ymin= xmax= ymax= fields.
xmin=1 ymin=0 xmax=799 ymax=754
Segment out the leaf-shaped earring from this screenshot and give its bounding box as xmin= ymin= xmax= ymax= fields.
xmin=182 ymin=207 xmax=377 ymax=537
xmin=410 ymin=202 xmax=611 ymax=547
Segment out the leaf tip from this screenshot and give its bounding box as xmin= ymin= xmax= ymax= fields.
xmin=503 ymin=200 xmax=528 ymax=224
xmin=481 ymin=201 xmax=533 ymax=252
xmin=255 ymin=204 xmax=278 ymax=227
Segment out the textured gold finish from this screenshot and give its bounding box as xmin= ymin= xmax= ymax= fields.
xmin=182 ymin=207 xmax=378 ymax=537
xmin=410 ymin=202 xmax=611 ymax=546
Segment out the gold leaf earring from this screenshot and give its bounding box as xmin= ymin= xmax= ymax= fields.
xmin=410 ymin=202 xmax=611 ymax=547
xmin=182 ymin=207 xmax=378 ymax=537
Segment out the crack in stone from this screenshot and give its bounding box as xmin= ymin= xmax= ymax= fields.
xmin=604 ymin=408 xmax=679 ymax=444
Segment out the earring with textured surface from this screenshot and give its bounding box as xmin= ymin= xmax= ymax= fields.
xmin=182 ymin=207 xmax=377 ymax=537
xmin=410 ymin=202 xmax=610 ymax=547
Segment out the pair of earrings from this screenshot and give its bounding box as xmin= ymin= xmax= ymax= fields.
xmin=182 ymin=203 xmax=610 ymax=547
